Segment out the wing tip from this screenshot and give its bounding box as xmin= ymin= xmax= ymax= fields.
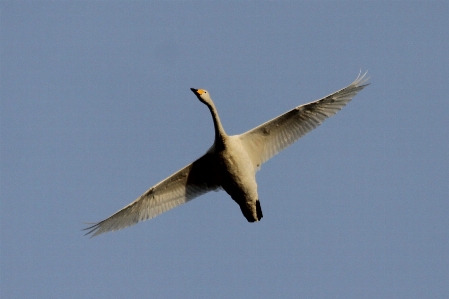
xmin=82 ymin=220 xmax=109 ymax=238
xmin=353 ymin=70 xmax=370 ymax=88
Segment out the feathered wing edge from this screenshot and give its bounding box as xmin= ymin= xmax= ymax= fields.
xmin=84 ymin=152 xmax=219 ymax=237
xmin=239 ymin=72 xmax=370 ymax=169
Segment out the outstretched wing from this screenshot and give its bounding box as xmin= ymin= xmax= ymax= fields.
xmin=84 ymin=152 xmax=219 ymax=237
xmin=239 ymin=72 xmax=369 ymax=169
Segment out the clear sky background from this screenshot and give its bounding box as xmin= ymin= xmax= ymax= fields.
xmin=1 ymin=2 xmax=448 ymax=299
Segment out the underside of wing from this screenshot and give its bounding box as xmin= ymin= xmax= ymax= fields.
xmin=84 ymin=153 xmax=219 ymax=237
xmin=239 ymin=72 xmax=369 ymax=169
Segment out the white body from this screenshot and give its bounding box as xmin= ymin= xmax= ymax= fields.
xmin=216 ymin=135 xmax=260 ymax=222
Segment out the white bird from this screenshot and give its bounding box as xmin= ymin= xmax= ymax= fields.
xmin=85 ymin=72 xmax=369 ymax=237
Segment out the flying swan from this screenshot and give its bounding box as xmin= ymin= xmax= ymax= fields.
xmin=85 ymin=72 xmax=369 ymax=237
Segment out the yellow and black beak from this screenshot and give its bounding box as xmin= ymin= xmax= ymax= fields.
xmin=190 ymin=88 xmax=205 ymax=96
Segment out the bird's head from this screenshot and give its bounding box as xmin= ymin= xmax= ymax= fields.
xmin=190 ymin=88 xmax=213 ymax=106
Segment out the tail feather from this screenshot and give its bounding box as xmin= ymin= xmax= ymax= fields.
xmin=239 ymin=200 xmax=263 ymax=222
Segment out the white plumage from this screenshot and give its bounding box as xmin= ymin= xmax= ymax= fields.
xmin=85 ymin=72 xmax=369 ymax=237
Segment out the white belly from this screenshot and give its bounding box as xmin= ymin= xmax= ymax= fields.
xmin=218 ymin=136 xmax=259 ymax=213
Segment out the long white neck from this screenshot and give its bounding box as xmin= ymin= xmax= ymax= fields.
xmin=205 ymin=100 xmax=227 ymax=150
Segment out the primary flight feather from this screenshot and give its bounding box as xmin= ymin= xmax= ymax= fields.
xmin=85 ymin=72 xmax=369 ymax=237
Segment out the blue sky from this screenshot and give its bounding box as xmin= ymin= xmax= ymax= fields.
xmin=1 ymin=2 xmax=448 ymax=299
